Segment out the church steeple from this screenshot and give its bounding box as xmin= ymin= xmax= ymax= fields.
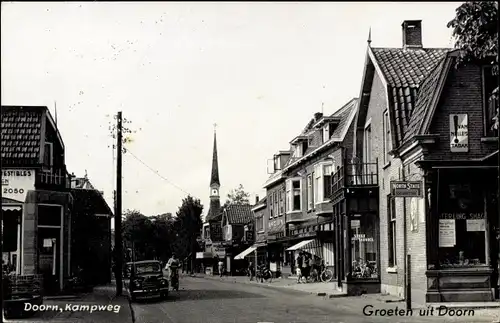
xmin=210 ymin=125 xmax=220 ymax=187
xmin=205 ymin=124 xmax=221 ymax=223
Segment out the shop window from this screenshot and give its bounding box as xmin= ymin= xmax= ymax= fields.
xmin=349 ymin=213 xmax=378 ymax=279
xmin=438 ymin=174 xmax=487 ymax=268
xmin=2 ymin=210 xmax=20 ymax=252
xmin=38 ymin=205 xmax=62 ymax=227
xmin=387 ymin=196 xmax=397 ymax=267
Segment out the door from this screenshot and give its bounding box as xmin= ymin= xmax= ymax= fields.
xmin=38 ymin=227 xmax=60 ymax=295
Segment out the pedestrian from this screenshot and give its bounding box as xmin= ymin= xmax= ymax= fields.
xmin=296 ymin=252 xmax=303 ymax=283
xmin=303 ymin=254 xmax=311 ymax=283
xmin=248 ymin=261 xmax=254 ymax=281
xmin=218 ymin=259 xmax=224 ymax=278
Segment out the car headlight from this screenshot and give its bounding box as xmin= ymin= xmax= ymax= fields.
xmin=132 ymin=280 xmax=142 ymax=288
xmin=160 ymin=279 xmax=167 ymax=285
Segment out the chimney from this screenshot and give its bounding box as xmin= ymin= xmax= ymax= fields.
xmin=255 ymin=195 xmax=259 ymax=205
xmin=314 ymin=112 xmax=323 ymax=121
xmin=402 ymin=20 xmax=422 ymax=49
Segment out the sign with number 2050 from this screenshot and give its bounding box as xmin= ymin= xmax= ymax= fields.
xmin=1 ymin=169 xmax=35 ymax=203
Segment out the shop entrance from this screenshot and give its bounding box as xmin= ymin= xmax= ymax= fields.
xmin=36 ymin=204 xmax=63 ymax=294
xmin=2 ymin=205 xmax=22 ymax=274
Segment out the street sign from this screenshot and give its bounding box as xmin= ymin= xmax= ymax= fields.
xmin=390 ymin=181 xmax=422 ymax=197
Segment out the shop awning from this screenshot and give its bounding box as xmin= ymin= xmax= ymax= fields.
xmin=234 ymin=246 xmax=257 ymax=260
xmin=286 ymin=239 xmax=315 ymax=251
xmin=196 ymin=252 xmax=213 ymax=259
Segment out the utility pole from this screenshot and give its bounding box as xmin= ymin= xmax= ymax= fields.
xmin=115 ymin=111 xmax=123 ymax=296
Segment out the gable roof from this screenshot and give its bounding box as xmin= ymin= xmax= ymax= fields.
xmin=1 ymin=106 xmax=44 ymax=164
xmin=224 ymin=204 xmax=253 ymax=225
xmin=403 ymin=56 xmax=453 ymax=142
xmin=281 ymin=98 xmax=358 ymax=172
xmin=369 ymin=47 xmax=452 ymax=146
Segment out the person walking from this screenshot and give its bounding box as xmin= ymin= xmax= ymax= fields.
xmin=248 ymin=261 xmax=255 ymax=281
xmin=296 ymin=252 xmax=304 ymax=283
xmin=218 ymin=259 xmax=224 ymax=278
xmin=303 ymin=253 xmax=311 ymax=282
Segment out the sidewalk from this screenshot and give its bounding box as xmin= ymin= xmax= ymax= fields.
xmin=191 ymin=273 xmax=347 ymax=298
xmin=4 ymin=283 xmax=134 ymax=323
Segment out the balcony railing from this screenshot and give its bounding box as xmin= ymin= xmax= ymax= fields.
xmin=35 ymin=166 xmax=70 ymax=190
xmin=330 ymin=159 xmax=379 ymax=195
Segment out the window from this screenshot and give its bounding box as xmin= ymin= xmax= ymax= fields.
xmin=383 ymin=111 xmax=391 ymax=164
xmin=269 ymin=193 xmax=274 ymax=218
xmin=43 ymin=142 xmax=53 ymax=170
xmin=313 ymin=162 xmax=333 ymax=204
xmin=274 ymin=191 xmax=278 ymax=216
xmin=323 ymin=164 xmax=333 ymax=200
xmin=364 ymin=125 xmax=372 ymax=163
xmin=307 ymin=175 xmax=313 ymax=210
xmin=350 ymin=213 xmax=379 ymax=279
xmin=256 ymin=216 xmax=264 ymax=232
xmin=279 ymin=191 xmax=284 ymax=215
xmin=323 ymin=125 xmax=330 ymax=143
xmin=286 ymin=178 xmax=302 ymax=212
xmin=437 ymin=170 xmax=487 ymax=268
xmin=483 ymin=66 xmax=499 ymax=137
xmin=302 ymin=141 xmax=309 ymax=154
xmin=388 ymin=196 xmax=397 ymax=267
xmin=294 ymin=144 xmax=303 ymax=158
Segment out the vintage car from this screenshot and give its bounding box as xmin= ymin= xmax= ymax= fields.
xmin=128 ymin=260 xmax=169 ymax=301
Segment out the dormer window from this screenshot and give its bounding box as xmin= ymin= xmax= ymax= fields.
xmin=43 ymin=142 xmax=53 ymax=171
xmin=322 ymin=123 xmax=336 ymax=143
xmin=290 ymin=135 xmax=309 ymax=158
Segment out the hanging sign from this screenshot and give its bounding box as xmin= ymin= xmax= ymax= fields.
xmin=439 ymin=219 xmax=456 ymax=247
xmin=390 ymin=181 xmax=422 ymax=197
xmin=449 ymin=114 xmax=468 ymax=152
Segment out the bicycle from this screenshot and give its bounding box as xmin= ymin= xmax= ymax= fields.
xmin=320 ymin=263 xmax=334 ymax=282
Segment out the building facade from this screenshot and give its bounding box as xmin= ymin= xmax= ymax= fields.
xmin=1 ymin=105 xmax=73 ymax=294
xmin=257 ymin=99 xmax=358 ymax=278
xmin=340 ymin=20 xmax=499 ymax=305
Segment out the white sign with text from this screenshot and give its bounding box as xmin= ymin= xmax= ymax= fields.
xmin=1 ymin=169 xmax=35 ymax=203
xmin=449 ymin=114 xmax=468 ymax=152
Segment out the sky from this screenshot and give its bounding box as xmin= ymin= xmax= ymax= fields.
xmin=1 ymin=1 xmax=463 ymax=220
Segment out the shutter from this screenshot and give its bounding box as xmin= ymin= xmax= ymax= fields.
xmin=316 ymin=165 xmax=324 ymax=203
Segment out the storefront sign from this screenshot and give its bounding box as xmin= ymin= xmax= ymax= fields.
xmin=466 ymin=219 xmax=485 ymax=232
xmin=449 ymin=113 xmax=468 ymax=152
xmin=439 ymin=219 xmax=456 ymax=247
xmin=350 ymin=220 xmax=360 ymax=229
xmin=351 ymin=234 xmax=374 ymax=242
xmin=390 ymin=181 xmax=422 ymax=197
xmin=440 ymin=212 xmax=484 ymax=220
xmin=268 ymin=218 xmax=284 ymax=230
xmin=1 ymin=169 xmax=35 ymax=203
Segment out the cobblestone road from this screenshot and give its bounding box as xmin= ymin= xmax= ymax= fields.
xmin=131 ymin=276 xmax=500 ymax=323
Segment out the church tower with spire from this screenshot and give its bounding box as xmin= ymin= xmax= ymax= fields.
xmin=205 ymin=125 xmax=221 ymax=222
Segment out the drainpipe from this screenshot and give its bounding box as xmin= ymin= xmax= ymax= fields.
xmin=400 ymin=166 xmax=410 ymax=309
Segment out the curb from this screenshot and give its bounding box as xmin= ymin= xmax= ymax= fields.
xmin=194 ymin=275 xmax=347 ymax=299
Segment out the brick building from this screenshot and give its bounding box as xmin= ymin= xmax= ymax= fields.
xmin=1 ymin=105 xmax=73 ymax=294
xmin=341 ymin=20 xmax=499 ymax=305
xmin=258 ymin=99 xmax=357 ymax=278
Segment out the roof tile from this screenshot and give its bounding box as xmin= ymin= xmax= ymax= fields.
xmin=371 ymin=48 xmax=451 ymax=145
xmin=225 ymin=204 xmax=253 ymax=225
xmin=1 ymin=107 xmax=44 ymax=163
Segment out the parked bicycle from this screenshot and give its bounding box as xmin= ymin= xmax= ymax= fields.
xmin=307 ymin=262 xmax=334 ymax=283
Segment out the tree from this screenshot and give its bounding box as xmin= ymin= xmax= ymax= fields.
xmin=447 ymin=1 xmax=498 ymax=129
xmin=122 ymin=210 xmax=154 ymax=261
xmin=171 ymin=196 xmax=203 ymax=273
xmin=223 ymin=184 xmax=251 ymax=208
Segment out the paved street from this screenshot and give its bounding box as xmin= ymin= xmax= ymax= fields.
xmin=131 ymin=276 xmax=500 ymax=323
